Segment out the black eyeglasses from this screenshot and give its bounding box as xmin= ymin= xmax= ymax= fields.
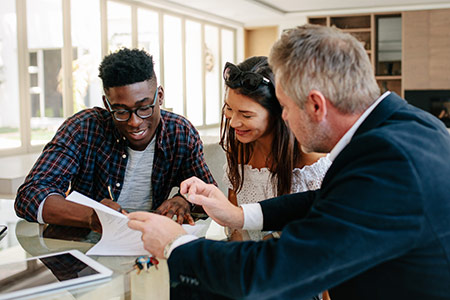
xmin=223 ymin=62 xmax=270 ymax=92
xmin=104 ymin=87 xmax=158 ymax=122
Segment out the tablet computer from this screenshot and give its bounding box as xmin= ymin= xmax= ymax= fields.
xmin=0 ymin=250 xmax=113 ymax=300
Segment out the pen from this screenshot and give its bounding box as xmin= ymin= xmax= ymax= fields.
xmin=108 ymin=185 xmax=115 ymax=201
xmin=65 ymin=181 xmax=72 ymax=197
xmin=107 ymin=185 xmax=125 ymax=213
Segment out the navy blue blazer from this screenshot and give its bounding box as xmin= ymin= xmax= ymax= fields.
xmin=168 ymin=93 xmax=450 ymax=300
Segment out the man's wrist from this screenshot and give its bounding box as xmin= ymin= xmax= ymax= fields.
xmin=163 ymin=234 xmax=197 ymax=259
xmin=231 ymin=206 xmax=244 ymax=229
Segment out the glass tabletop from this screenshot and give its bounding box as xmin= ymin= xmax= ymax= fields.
xmin=0 ymin=199 xmax=170 ymax=300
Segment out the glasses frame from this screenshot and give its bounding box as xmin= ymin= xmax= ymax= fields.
xmin=223 ymin=62 xmax=270 ymax=92
xmin=104 ymin=87 xmax=159 ymax=122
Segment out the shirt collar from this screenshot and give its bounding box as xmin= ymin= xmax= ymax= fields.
xmin=328 ymin=91 xmax=391 ymax=162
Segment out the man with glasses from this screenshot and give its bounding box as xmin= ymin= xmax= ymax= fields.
xmin=15 ymin=48 xmax=215 ymax=232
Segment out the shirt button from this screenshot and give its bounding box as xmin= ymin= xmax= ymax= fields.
xmin=122 ymin=154 xmax=127 ymax=159
xmin=116 ymin=183 xmax=121 ymax=187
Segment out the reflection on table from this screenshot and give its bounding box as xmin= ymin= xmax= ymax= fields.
xmin=0 ymin=204 xmax=273 ymax=300
xmin=0 ymin=219 xmax=169 ymax=300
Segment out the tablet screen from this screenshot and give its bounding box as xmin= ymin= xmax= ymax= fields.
xmin=0 ymin=253 xmax=100 ymax=295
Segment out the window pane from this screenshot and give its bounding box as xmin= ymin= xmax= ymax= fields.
xmin=163 ymin=15 xmax=182 ymax=114
xmin=0 ymin=0 xmax=21 ymax=150
xmin=27 ymin=0 xmax=64 ymax=146
xmin=138 ymin=9 xmax=160 ymax=81
xmin=204 ymin=25 xmax=220 ymax=125
xmin=221 ymin=28 xmax=235 ymax=112
xmin=107 ymin=1 xmax=131 ymax=52
xmin=71 ymin=0 xmax=102 ymax=110
xmin=185 ymin=20 xmax=203 ymax=126
xmin=221 ymin=29 xmax=235 ymax=69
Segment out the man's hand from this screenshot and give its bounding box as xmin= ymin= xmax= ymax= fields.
xmin=180 ymin=176 xmax=244 ymax=229
xmin=88 ymin=198 xmax=127 ymax=233
xmin=88 ymin=211 xmax=102 ymax=233
xmin=99 ymin=198 xmax=127 ymax=213
xmin=155 ymin=195 xmax=194 ymax=225
xmin=128 ymin=211 xmax=187 ymax=258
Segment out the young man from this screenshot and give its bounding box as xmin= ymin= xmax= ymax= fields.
xmin=128 ymin=25 xmax=450 ymax=299
xmin=15 ymin=48 xmax=215 ymax=231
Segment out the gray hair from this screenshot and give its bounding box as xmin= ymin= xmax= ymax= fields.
xmin=269 ymin=24 xmax=380 ymax=114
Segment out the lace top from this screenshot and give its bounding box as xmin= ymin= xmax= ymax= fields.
xmin=223 ymin=155 xmax=332 ymax=205
xmin=223 ymin=155 xmax=332 ymax=240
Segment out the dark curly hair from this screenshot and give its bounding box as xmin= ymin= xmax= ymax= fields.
xmin=98 ymin=48 xmax=155 ymax=89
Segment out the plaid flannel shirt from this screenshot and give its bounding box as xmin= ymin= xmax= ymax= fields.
xmin=15 ymin=108 xmax=216 ymax=222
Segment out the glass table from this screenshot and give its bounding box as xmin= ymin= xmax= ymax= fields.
xmin=0 ymin=199 xmax=170 ymax=300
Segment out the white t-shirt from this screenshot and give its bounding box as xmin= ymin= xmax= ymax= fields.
xmin=116 ymin=137 xmax=156 ymax=212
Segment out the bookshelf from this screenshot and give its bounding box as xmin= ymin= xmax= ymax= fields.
xmin=308 ymin=13 xmax=402 ymax=96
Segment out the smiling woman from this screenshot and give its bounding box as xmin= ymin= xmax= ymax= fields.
xmin=220 ymin=56 xmax=331 ymax=241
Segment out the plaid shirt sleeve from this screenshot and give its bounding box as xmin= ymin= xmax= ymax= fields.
xmin=14 ymin=116 xmax=85 ymax=222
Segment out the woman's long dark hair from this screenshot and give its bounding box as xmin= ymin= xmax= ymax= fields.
xmin=220 ymin=56 xmax=301 ymax=196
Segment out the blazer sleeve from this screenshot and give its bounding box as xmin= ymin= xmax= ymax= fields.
xmin=260 ymin=190 xmax=317 ymax=231
xmin=167 ymin=134 xmax=425 ymax=299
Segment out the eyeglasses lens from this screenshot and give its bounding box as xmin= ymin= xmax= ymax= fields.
xmin=137 ymin=106 xmax=153 ymax=118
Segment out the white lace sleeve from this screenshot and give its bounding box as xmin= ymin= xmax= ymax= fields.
xmin=291 ymin=155 xmax=332 ymax=193
xmin=222 ymin=163 xmax=233 ymax=190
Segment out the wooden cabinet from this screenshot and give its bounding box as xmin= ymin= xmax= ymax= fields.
xmin=308 ymin=15 xmax=373 ymax=63
xmin=308 ymin=13 xmax=402 ymax=96
xmin=403 ymin=9 xmax=450 ymax=90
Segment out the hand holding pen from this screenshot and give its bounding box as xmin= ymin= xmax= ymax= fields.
xmin=87 ymin=186 xmax=127 ymax=233
xmin=99 ymin=185 xmax=128 ymax=214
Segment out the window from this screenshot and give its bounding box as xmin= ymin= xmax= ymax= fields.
xmin=138 ymin=8 xmax=160 ymax=80
xmin=204 ymin=25 xmax=220 ymax=125
xmin=163 ymin=15 xmax=183 ymax=114
xmin=1 ymin=0 xmax=237 ymax=157
xmin=71 ymin=0 xmax=102 ymax=110
xmin=107 ymin=1 xmax=132 ymax=52
xmin=185 ymin=20 xmax=203 ymax=126
xmin=27 ymin=0 xmax=64 ymax=146
xmin=0 ymin=0 xmax=21 ymax=150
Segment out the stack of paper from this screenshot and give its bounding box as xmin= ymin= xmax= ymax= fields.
xmin=66 ymin=191 xmax=209 ymax=256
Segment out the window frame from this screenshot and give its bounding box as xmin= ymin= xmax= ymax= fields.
xmin=1 ymin=0 xmax=238 ymax=157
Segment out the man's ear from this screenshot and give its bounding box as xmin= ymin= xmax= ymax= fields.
xmin=158 ymin=86 xmax=165 ymax=106
xmin=306 ymin=89 xmax=327 ymax=122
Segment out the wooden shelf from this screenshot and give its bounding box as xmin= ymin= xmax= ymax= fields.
xmin=330 ymin=15 xmax=371 ymax=29
xmin=341 ymin=28 xmax=371 ymax=33
xmin=308 ymin=12 xmax=402 ymax=97
xmin=376 ymin=75 xmax=402 ymax=80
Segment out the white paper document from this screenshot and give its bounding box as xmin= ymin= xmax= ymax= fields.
xmin=66 ymin=191 xmax=209 ymax=256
